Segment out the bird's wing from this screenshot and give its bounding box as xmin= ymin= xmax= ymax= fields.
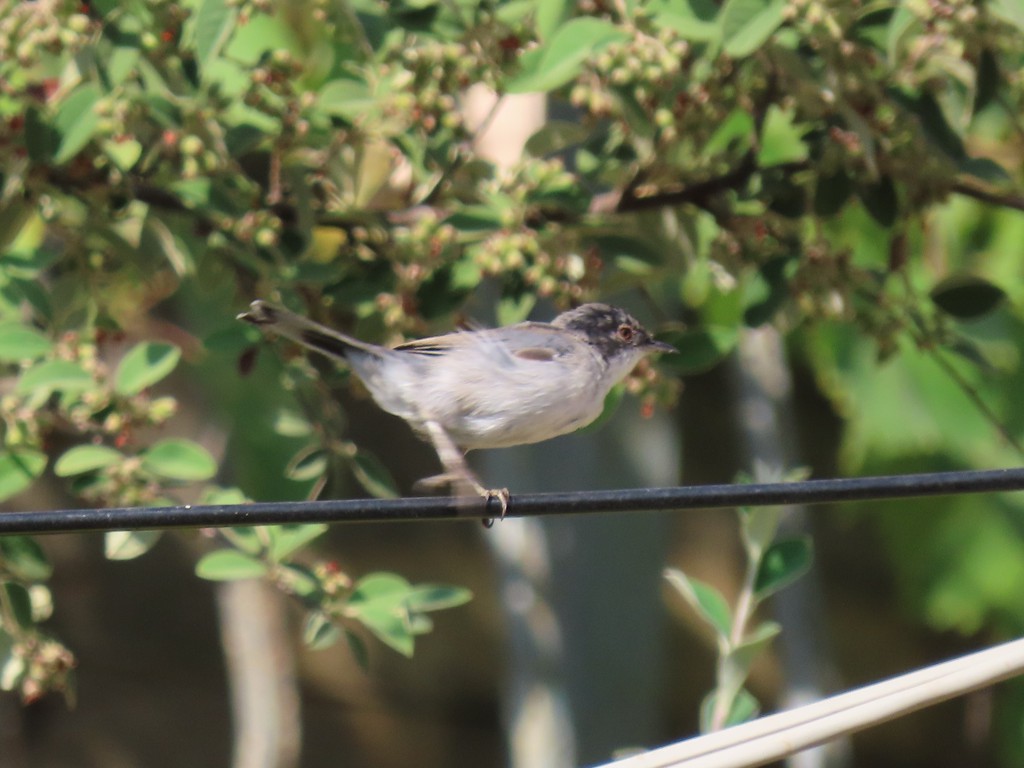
xmin=393 ymin=322 xmax=576 ymax=367
xmin=471 ymin=324 xmax=577 ymax=366
xmin=393 ymin=334 xmax=461 ymax=356
xmin=511 ymin=347 xmax=557 ymax=361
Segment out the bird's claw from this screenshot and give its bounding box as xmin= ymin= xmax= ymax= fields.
xmin=485 ymin=488 xmax=510 ymax=520
xmin=413 ymin=473 xmax=509 ymax=526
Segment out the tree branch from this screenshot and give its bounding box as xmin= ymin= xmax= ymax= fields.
xmin=951 ymin=176 xmax=1024 ymax=213
xmin=62 ymin=161 xmax=1024 ymax=239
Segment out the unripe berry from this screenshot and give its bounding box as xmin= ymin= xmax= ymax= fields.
xmin=179 ymin=134 xmax=203 ymax=156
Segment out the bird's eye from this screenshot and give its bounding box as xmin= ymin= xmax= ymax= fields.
xmin=617 ymin=324 xmax=635 ymax=342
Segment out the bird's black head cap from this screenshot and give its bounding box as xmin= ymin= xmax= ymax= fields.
xmin=552 ymin=303 xmax=673 ymax=358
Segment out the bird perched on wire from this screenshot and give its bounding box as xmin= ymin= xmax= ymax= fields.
xmin=238 ymin=300 xmax=676 ymax=516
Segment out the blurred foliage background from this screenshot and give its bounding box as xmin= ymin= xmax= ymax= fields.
xmin=1 ymin=0 xmax=1024 ymax=765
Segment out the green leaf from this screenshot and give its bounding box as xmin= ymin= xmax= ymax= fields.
xmin=268 ymin=523 xmax=328 ymax=562
xmin=612 ymin=252 xmax=658 ymax=277
xmin=105 ymin=42 xmax=142 ymax=87
xmin=345 ymin=574 xmax=421 ymax=654
xmin=894 ymin=90 xmax=966 ymax=162
xmin=757 ymin=105 xmax=809 ymax=166
xmin=141 ymin=438 xmax=217 ymax=481
xmin=348 ymin=573 xmax=411 ymax=606
xmin=959 ymin=156 xmax=1010 ymax=184
xmin=930 ymin=275 xmax=1006 ymax=320
xmin=15 ymin=360 xmax=93 ymax=396
xmin=754 ymin=536 xmax=813 ymax=599
xmin=731 ymin=621 xmax=782 ymax=669
xmin=219 ymin=526 xmax=264 ymax=556
xmin=350 ymin=449 xmax=399 ymax=499
xmin=947 ymin=337 xmax=995 ymax=373
xmin=353 ymin=605 xmax=414 ymax=656
xmin=104 ymin=530 xmax=163 ymax=560
xmin=0 ymin=201 xmax=37 ymax=260
xmin=171 ymin=178 xmax=212 ymax=207
xmin=203 ymin=326 xmax=255 ymax=357
xmin=743 ymin=256 xmax=795 ymax=327
xmin=857 ymin=175 xmax=898 ymax=228
xmin=594 ymin=235 xmax=665 ymax=281
xmin=54 ymin=445 xmax=124 ymax=477
xmin=276 ymin=562 xmax=321 ymax=597
xmin=53 ymin=84 xmax=102 ymax=164
xmin=506 ymin=18 xmax=628 ymax=93
xmin=700 ymin=687 xmax=760 ymax=731
xmin=2 ymin=245 xmax=58 ymax=281
xmin=525 ymin=120 xmax=591 ymax=157
xmin=885 ymin=5 xmax=918 ymax=62
xmin=814 ymin=170 xmax=853 ymax=216
xmin=191 ymin=0 xmax=238 ymax=74
xmin=497 ymin=292 xmax=537 ymax=326
xmin=102 ymin=137 xmax=143 ymax=171
xmin=445 ymin=205 xmax=505 ymax=233
xmin=304 ymin=611 xmax=342 ymax=650
xmin=0 ymin=536 xmax=52 ymax=581
xmin=407 ymin=612 xmax=434 ymax=635
xmin=195 ymin=549 xmax=268 ymax=580
xmin=990 ymin=0 xmax=1024 ymax=30
xmin=0 ymin=651 xmax=26 ymax=692
xmin=318 ymin=78 xmax=376 ymax=121
xmin=739 ymin=505 xmax=783 ymax=556
xmin=664 ymin=568 xmax=732 ymax=637
xmin=973 ymin=49 xmax=999 ymax=114
xmin=224 ymin=124 xmax=267 ymax=156
xmin=285 ymin=447 xmax=328 ymax=482
xmin=24 ymin=107 xmax=59 ymax=163
xmin=345 ymin=629 xmax=370 ymax=670
xmin=659 ymin=326 xmax=738 ymax=374
xmin=114 ymin=342 xmax=182 ymax=395
xmin=201 ymin=486 xmax=249 ymax=505
xmin=405 ymin=584 xmax=473 ymax=612
xmin=0 ymin=582 xmax=33 ymax=630
xmin=0 ymin=449 xmax=47 ymax=502
xmin=273 ymin=409 xmax=313 ymax=438
xmin=682 ymin=260 xmax=712 ymax=307
xmin=535 ymin=0 xmax=572 ymax=39
xmin=0 ymin=323 xmax=52 ymax=362
xmin=417 ymin=263 xmax=477 ymax=319
xmin=650 ymin=0 xmax=721 ymax=42
xmin=703 ymin=109 xmax=755 ymax=157
xmin=222 ymin=11 xmax=297 ymax=65
xmin=764 ymin=172 xmax=805 ymax=218
xmin=721 ymin=0 xmax=787 ymax=58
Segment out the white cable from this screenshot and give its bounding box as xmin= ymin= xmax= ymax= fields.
xmin=602 ymin=637 xmax=1024 ymax=768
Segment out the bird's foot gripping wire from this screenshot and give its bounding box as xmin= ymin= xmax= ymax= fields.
xmin=413 ymin=473 xmax=509 ymax=526
xmin=475 ymin=487 xmax=510 ymax=527
xmin=416 ymin=419 xmax=509 ymax=525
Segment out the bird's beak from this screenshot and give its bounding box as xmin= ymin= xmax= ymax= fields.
xmin=647 ymin=339 xmax=678 ymax=354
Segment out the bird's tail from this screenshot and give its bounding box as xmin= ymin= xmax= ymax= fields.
xmin=237 ymin=300 xmax=384 ymax=362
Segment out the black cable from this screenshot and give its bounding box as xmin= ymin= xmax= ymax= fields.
xmin=1 ymin=467 xmax=1023 ymax=536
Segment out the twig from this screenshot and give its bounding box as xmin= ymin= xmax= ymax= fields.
xmin=951 ymin=177 xmax=1024 ymax=213
xmin=927 ymin=346 xmax=1024 ymax=457
xmin=422 ymin=89 xmax=508 ymax=206
xmin=588 ymin=154 xmax=775 ymax=216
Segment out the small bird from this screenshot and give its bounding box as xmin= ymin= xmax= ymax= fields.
xmin=238 ymin=300 xmax=676 ymax=514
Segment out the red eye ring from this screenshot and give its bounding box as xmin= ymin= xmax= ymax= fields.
xmin=617 ymin=324 xmax=634 ymax=342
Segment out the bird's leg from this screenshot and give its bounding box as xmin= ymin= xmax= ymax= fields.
xmin=415 ymin=420 xmax=509 ymax=520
